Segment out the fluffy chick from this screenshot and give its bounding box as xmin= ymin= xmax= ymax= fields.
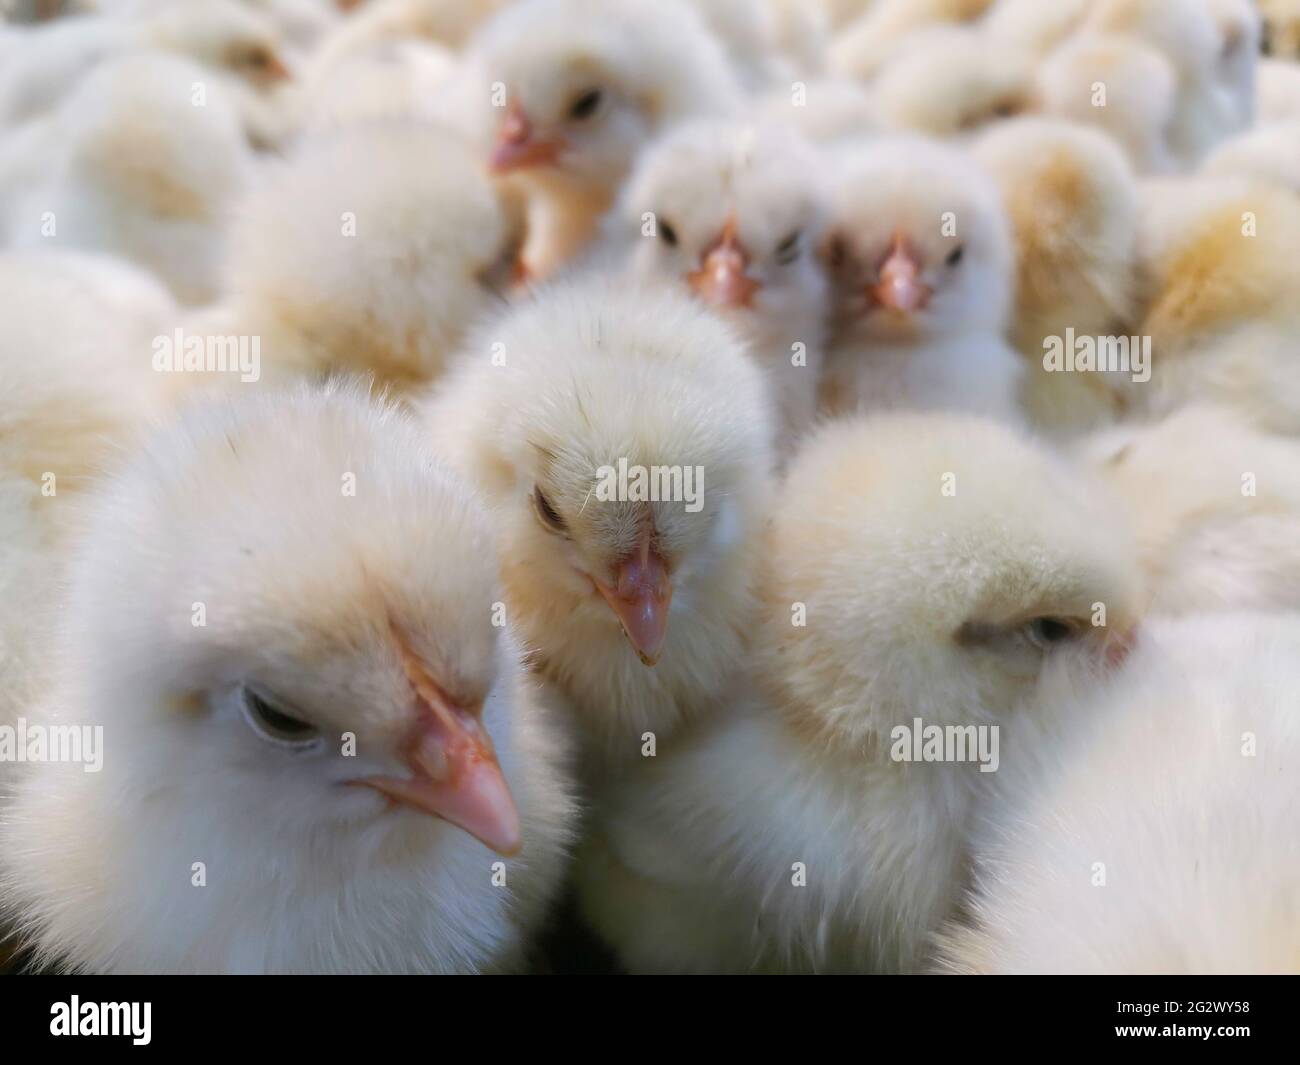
xmin=971 ymin=117 xmax=1142 ymax=436
xmin=612 ymin=120 xmax=830 ymax=449
xmin=978 ymin=0 xmax=1088 ymax=58
xmin=828 ymin=0 xmax=995 ymax=81
xmin=1257 ymin=56 xmax=1300 ymax=121
xmin=423 ymin=279 xmax=775 ymax=771
xmin=756 ymin=78 xmax=879 ymax=145
xmin=819 ymin=136 xmax=1023 ymax=423
xmin=1084 ymin=405 xmax=1300 ymax=614
xmin=576 ymin=413 xmax=1141 ymax=973
xmin=1131 ymin=175 xmax=1300 ymax=433
xmin=2 ymin=54 xmax=255 ymax=305
xmin=938 ymin=612 xmax=1300 ymax=974
xmin=1202 ymin=120 xmax=1300 ymax=194
xmin=449 ymin=0 xmax=745 ymax=275
xmin=219 ymin=121 xmax=525 ymax=391
xmin=0 ymin=386 xmax=576 ymax=974
xmin=869 ymin=26 xmax=1035 ymax=139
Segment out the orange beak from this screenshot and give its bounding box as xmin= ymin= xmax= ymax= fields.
xmin=594 ymin=531 xmax=672 ymax=666
xmin=355 ymin=634 xmax=520 ymax=856
xmin=490 ymin=102 xmax=564 ymax=173
xmin=873 ymin=232 xmax=930 ymax=314
xmin=263 ymin=54 xmax=292 ymax=83
xmin=687 ymin=218 xmax=761 ymax=308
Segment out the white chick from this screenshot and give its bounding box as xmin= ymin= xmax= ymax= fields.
xmin=818 ymin=136 xmax=1023 ymax=424
xmin=1131 ymin=176 xmax=1300 ymax=434
xmin=423 ymin=279 xmax=775 ymax=771
xmin=828 ymin=0 xmax=995 ymax=81
xmin=218 ymin=121 xmax=525 ymax=391
xmin=1257 ymin=57 xmax=1300 ymax=121
xmin=869 ymin=26 xmax=1035 ymax=139
xmin=295 ymin=38 xmax=458 ymax=132
xmin=978 ymin=0 xmax=1088 ymax=59
xmin=938 ymin=612 xmax=1300 ymax=974
xmin=0 ymin=385 xmax=576 ymax=974
xmin=1202 ymin=120 xmax=1300 ymax=194
xmin=971 ymin=117 xmax=1142 ymax=436
xmin=612 ymin=120 xmax=830 ymax=449
xmin=576 ymin=413 xmax=1141 ymax=973
xmin=1084 ymin=406 xmax=1300 ymax=615
xmin=0 ymin=0 xmax=293 ymax=129
xmin=2 ymin=54 xmax=255 ymax=305
xmin=756 ymin=78 xmax=879 ymax=145
xmin=1034 ymin=32 xmax=1181 ymax=174
xmin=449 ymin=0 xmax=745 ymax=275
xmin=1083 ymin=0 xmax=1249 ymax=168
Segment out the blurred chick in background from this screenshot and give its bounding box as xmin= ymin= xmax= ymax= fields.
xmin=424 ymin=280 xmax=774 ymax=773
xmin=612 ymin=120 xmax=830 ymax=447
xmin=819 ymin=137 xmax=1023 ymax=423
xmin=576 ymin=414 xmax=1139 ymax=973
xmin=0 ymin=387 xmax=577 ymax=974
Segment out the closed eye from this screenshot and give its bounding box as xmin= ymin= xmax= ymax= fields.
xmin=532 ymin=486 xmax=568 ymax=535
xmin=775 ymin=230 xmax=801 ymax=264
xmin=240 ymin=686 xmax=323 ymax=749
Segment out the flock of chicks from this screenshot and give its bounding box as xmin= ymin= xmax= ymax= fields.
xmin=1 ymin=0 xmax=1299 ymax=975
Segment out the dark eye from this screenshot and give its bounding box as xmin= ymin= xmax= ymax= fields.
xmin=568 ymin=88 xmax=602 ymax=120
xmin=241 ymin=687 xmax=321 ymax=748
xmin=658 ymin=219 xmax=678 ymax=246
xmin=247 ymin=50 xmax=270 ymax=69
xmin=775 ymin=230 xmax=801 ymax=264
xmin=532 ymin=486 xmax=567 ymax=534
xmin=946 ymin=245 xmax=964 ymax=267
xmin=825 ymin=234 xmax=847 ymax=270
xmin=1024 ymin=616 xmax=1080 ymax=651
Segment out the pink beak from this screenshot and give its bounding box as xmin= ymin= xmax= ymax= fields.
xmin=355 ymin=635 xmax=521 ymax=856
xmin=490 ymin=102 xmax=564 ymax=173
xmin=594 ymin=532 xmax=673 ymax=666
xmin=873 ymin=232 xmax=930 ymax=314
xmin=687 ymin=218 xmax=761 ymax=308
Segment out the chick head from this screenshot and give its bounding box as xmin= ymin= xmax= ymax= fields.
xmin=65 ymin=384 xmax=522 ymax=856
xmin=821 ymin=137 xmax=1013 ymax=344
xmin=617 ymin=120 xmax=829 ymax=330
xmin=431 ymin=278 xmax=773 ymax=668
xmin=463 ymin=0 xmax=742 ymax=194
xmin=758 ymin=413 xmax=1141 ymax=752
xmin=146 ymin=0 xmax=295 ymax=91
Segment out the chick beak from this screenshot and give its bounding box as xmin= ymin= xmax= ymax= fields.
xmin=873 ymin=233 xmax=930 ymax=314
xmin=490 ymin=102 xmax=564 ymax=173
xmin=687 ymin=218 xmax=761 ymax=308
xmin=594 ymin=533 xmax=672 ymax=667
xmin=357 ymin=641 xmax=521 ymax=856
xmin=264 ymin=54 xmax=292 ymax=83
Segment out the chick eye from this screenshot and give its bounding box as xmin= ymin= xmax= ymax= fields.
xmin=1023 ymin=616 xmax=1081 ymax=651
xmin=241 ymin=687 xmax=322 ymax=749
xmin=658 ymin=219 xmax=678 ymax=247
xmin=775 ymin=230 xmax=801 ymax=264
xmin=568 ymin=88 xmax=603 ymax=120
xmin=825 ymin=234 xmax=847 ymax=270
xmin=248 ymin=51 xmax=269 ymax=69
xmin=532 ymin=486 xmax=568 ymax=535
xmin=946 ymin=244 xmax=964 ymax=267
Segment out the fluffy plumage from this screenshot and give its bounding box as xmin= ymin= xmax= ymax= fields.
xmin=423 ymin=278 xmax=774 ymax=770
xmin=0 ymin=386 xmax=576 ymax=974
xmin=818 ymin=136 xmax=1023 ymax=423
xmin=576 ymin=413 xmax=1141 ymax=973
xmin=612 ymin=120 xmax=830 ymax=449
xmin=1201 ymin=119 xmax=1300 ymax=193
xmin=828 ymin=0 xmax=994 ymax=81
xmin=938 ymin=612 xmax=1300 ymax=974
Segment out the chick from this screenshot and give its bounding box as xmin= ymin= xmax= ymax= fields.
xmin=0 ymin=0 xmax=293 ymax=129
xmin=423 ymin=279 xmax=775 ymax=770
xmin=450 ymin=0 xmax=745 ymax=275
xmin=971 ymin=117 xmax=1142 ymax=436
xmin=219 ymin=121 xmax=525 ymax=391
xmin=818 ymin=136 xmax=1023 ymax=424
xmin=1084 ymin=406 xmax=1300 ymax=615
xmin=1083 ymin=0 xmax=1250 ymax=168
xmin=1034 ymin=32 xmax=1181 ymax=174
xmin=828 ymin=0 xmax=995 ymax=82
xmin=1202 ymin=120 xmax=1300 ymax=194
xmin=938 ymin=612 xmax=1300 ymax=974
xmin=1 ymin=54 xmax=255 ymax=305
xmin=1257 ymin=57 xmax=1300 ymax=121
xmin=978 ymin=0 xmax=1088 ymax=58
xmin=576 ymin=413 xmax=1141 ymax=973
xmin=1131 ymin=176 xmax=1300 ymax=433
xmin=869 ymin=26 xmax=1034 ymax=139
xmin=612 ymin=120 xmax=830 ymax=448
xmin=0 ymin=386 xmax=576 ymax=974
xmin=756 ymin=78 xmax=879 ymax=145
